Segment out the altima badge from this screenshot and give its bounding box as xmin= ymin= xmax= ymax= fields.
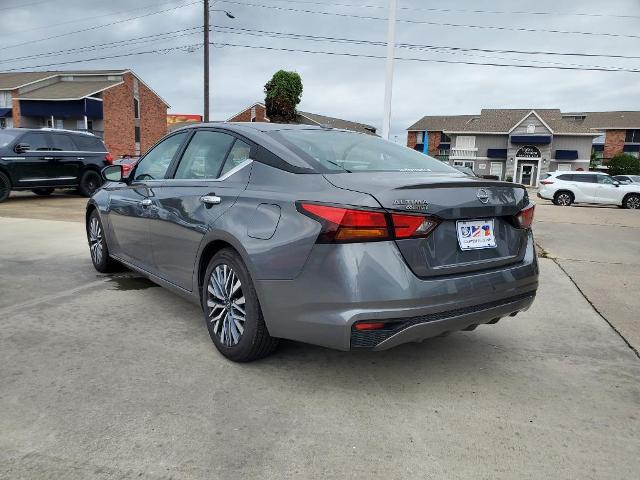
xmin=393 ymin=199 xmax=429 ymax=211
xmin=476 ymin=189 xmax=490 ymax=204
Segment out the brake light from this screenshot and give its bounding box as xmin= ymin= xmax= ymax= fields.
xmin=105 ymin=153 xmax=113 ymax=164
xmin=298 ymin=203 xmax=390 ymax=242
xmin=515 ymin=204 xmax=535 ymax=229
xmin=391 ymin=213 xmax=438 ymax=238
xmin=540 ymin=180 xmax=554 ymax=185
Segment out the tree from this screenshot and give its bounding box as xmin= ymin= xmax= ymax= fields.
xmin=264 ymin=70 xmax=303 ymax=123
xmin=606 ymin=153 xmax=640 ymax=177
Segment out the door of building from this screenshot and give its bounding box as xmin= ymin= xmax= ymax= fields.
xmin=518 ymin=162 xmax=538 ymax=186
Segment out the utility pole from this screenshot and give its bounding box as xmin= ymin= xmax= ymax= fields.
xmin=203 ymin=0 xmax=210 ymax=122
xmin=382 ymin=0 xmax=397 ymax=140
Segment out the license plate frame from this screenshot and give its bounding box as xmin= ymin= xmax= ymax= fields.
xmin=456 ymin=219 xmax=497 ymax=251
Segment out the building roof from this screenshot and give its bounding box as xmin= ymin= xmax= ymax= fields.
xmin=0 ymin=70 xmax=126 ymax=90
xmin=408 ymin=109 xmax=600 ymax=135
xmin=297 ymin=110 xmax=377 ymax=135
xmin=566 ymin=111 xmax=640 ymax=129
xmin=227 ymin=102 xmax=377 ymax=135
xmin=17 ymin=80 xmax=122 ymax=100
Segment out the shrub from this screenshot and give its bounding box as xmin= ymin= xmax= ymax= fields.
xmin=264 ymin=70 xmax=303 ymax=123
xmin=607 ymin=153 xmax=640 ymax=176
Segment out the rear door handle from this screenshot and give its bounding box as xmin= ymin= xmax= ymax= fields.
xmin=200 ymin=195 xmax=221 ymax=205
xmin=43 ymin=156 xmax=54 ymax=160
xmin=141 ymin=198 xmax=153 ymax=207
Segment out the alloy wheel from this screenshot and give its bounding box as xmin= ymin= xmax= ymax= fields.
xmin=557 ymin=193 xmax=571 ymax=206
xmin=626 ymin=195 xmax=640 ymax=209
xmin=89 ymin=217 xmax=104 ymax=265
xmin=207 ymin=264 xmax=246 ymax=347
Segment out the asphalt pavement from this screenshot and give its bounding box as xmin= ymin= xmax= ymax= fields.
xmin=0 ymin=193 xmax=638 ymax=479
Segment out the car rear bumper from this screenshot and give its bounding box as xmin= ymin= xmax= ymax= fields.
xmin=256 ymin=231 xmax=539 ymax=351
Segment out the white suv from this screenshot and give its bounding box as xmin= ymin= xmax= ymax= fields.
xmin=538 ymin=171 xmax=640 ymax=208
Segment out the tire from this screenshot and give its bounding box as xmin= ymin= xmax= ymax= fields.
xmin=87 ymin=210 xmax=120 ymax=273
xmin=78 ymin=170 xmax=103 ymax=197
xmin=202 ymin=248 xmax=279 ymax=362
xmin=0 ymin=171 xmax=10 ymax=203
xmin=623 ymin=193 xmax=640 ymax=209
xmin=32 ymin=188 xmax=54 ymax=196
xmin=553 ymin=191 xmax=573 ymax=206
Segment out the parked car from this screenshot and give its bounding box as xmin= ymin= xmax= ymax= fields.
xmin=538 ymin=171 xmax=640 ymax=208
xmin=87 ymin=123 xmax=538 ymax=362
xmin=113 ymin=156 xmax=139 ymax=178
xmin=0 ymin=128 xmax=112 ymax=202
xmin=612 ymin=175 xmax=640 ymax=185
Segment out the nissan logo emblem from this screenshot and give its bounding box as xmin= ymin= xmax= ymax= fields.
xmin=476 ymin=188 xmax=490 ymax=204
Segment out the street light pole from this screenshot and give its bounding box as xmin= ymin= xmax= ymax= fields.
xmin=382 ymin=0 xmax=397 ymax=140
xmin=203 ymin=0 xmax=210 ymax=122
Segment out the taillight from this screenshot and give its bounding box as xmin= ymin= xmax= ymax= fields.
xmin=298 ymin=203 xmax=389 ymax=242
xmin=390 ymin=213 xmax=438 ymax=238
xmin=298 ymin=202 xmax=440 ymax=243
xmin=540 ymin=180 xmax=554 ymax=185
xmin=515 ymin=204 xmax=535 ymax=229
xmin=105 ymin=153 xmax=113 ymax=164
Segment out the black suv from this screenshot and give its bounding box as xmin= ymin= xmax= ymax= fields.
xmin=0 ymin=128 xmax=112 ymax=202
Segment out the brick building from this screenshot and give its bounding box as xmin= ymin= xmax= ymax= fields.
xmin=0 ymin=70 xmax=169 ymax=157
xmin=407 ymin=109 xmax=598 ymax=187
xmin=227 ymin=102 xmax=377 ymax=135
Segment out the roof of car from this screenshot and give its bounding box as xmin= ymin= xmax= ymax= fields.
xmin=176 ymin=122 xmax=333 ymax=133
xmin=552 ymin=170 xmax=602 ymax=175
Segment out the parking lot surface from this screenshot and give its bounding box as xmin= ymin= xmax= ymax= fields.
xmin=0 ymin=193 xmax=639 ymax=479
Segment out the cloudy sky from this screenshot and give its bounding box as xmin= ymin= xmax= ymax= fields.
xmin=1 ymin=0 xmax=639 ymax=140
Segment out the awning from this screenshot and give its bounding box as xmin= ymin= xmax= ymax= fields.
xmin=554 ymin=150 xmax=579 ymax=160
xmin=487 ymin=148 xmax=507 ymax=159
xmin=0 ymin=108 xmax=11 ymax=117
xmin=623 ymin=144 xmax=640 ymax=152
xmin=510 ymin=135 xmax=551 ymax=144
xmin=19 ymin=98 xmax=103 ymax=119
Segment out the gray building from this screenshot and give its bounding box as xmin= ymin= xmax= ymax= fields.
xmin=407 ymin=109 xmax=598 ymax=187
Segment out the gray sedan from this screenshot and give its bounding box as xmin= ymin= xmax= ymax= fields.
xmin=89 ymin=123 xmax=538 ymax=361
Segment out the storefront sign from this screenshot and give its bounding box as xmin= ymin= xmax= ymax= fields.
xmin=516 ymin=146 xmax=541 ymax=158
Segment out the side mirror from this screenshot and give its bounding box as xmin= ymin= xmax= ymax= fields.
xmin=613 ymin=180 xmax=620 ymax=187
xmin=15 ymin=143 xmax=30 ymax=153
xmin=102 ymin=164 xmax=124 ymax=183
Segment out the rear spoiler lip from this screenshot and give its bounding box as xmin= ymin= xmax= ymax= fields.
xmin=396 ymin=181 xmax=526 ymax=190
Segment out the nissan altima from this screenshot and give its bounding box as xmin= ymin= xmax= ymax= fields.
xmin=88 ymin=123 xmax=538 ymax=362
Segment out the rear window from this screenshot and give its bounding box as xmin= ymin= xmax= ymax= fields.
xmin=51 ymin=134 xmax=77 ymax=151
xmin=271 ymin=129 xmax=459 ymax=173
xmin=71 ymin=134 xmax=106 ymax=152
xmin=0 ymin=130 xmax=19 ymax=148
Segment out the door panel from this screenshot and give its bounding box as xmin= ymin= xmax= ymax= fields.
xmin=150 ymin=131 xmax=253 ymax=290
xmin=570 ymin=175 xmax=598 ymax=202
xmin=596 ymin=176 xmax=621 ymax=204
xmin=10 ymin=132 xmax=51 ymax=186
xmin=50 ymin=133 xmax=82 ymax=183
xmin=107 ymin=184 xmax=155 ymax=268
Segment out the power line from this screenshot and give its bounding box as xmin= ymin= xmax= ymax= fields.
xmin=0 ymin=27 xmax=203 ymax=64
xmin=0 ymin=0 xmax=47 ymax=11
xmin=5 ymin=43 xmax=203 ymax=72
xmin=216 ymin=1 xmax=640 ymax=40
xmin=2 ymin=0 xmax=202 ymax=50
xmin=256 ymin=0 xmax=640 ymax=20
xmin=214 ymin=25 xmax=640 ymax=60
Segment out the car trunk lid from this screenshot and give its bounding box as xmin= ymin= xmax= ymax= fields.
xmin=324 ymin=172 xmax=531 ymax=277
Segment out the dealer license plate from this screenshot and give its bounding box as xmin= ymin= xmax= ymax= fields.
xmin=456 ymin=219 xmax=497 ymax=251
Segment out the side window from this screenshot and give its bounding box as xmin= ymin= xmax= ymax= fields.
xmin=51 ymin=134 xmax=76 ymax=151
xmin=174 ymin=131 xmax=235 ymax=180
xmin=220 ymin=139 xmax=252 ymax=176
xmin=557 ymin=174 xmax=573 ymax=181
xmin=20 ymin=133 xmax=50 ymax=151
xmin=134 ymin=132 xmax=187 ymax=181
xmin=72 ymin=135 xmax=105 ymax=152
xmin=597 ymin=175 xmax=614 ymax=185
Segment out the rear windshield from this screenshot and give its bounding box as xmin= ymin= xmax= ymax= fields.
xmin=270 ymin=129 xmax=459 ymax=173
xmin=71 ymin=135 xmax=106 ymax=152
xmin=0 ymin=130 xmax=19 ymax=148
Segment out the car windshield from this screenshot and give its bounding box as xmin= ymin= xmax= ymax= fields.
xmin=271 ymin=129 xmax=459 ymax=173
xmin=0 ymin=130 xmax=18 ymax=148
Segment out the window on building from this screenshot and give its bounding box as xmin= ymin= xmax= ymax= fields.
xmin=526 ymin=124 xmax=536 ymax=134
xmin=440 ymin=132 xmax=451 ymax=143
xmin=625 ymin=129 xmax=640 ymax=143
xmin=455 ymin=136 xmax=476 ymax=149
xmin=453 ymin=160 xmax=474 ymax=169
xmin=250 ymin=106 xmax=257 ymax=122
xmin=438 ymin=148 xmax=449 ymax=163
xmin=415 ymin=132 xmax=424 ymax=144
xmin=0 ymin=91 xmax=11 ymax=108
xmin=134 ymin=126 xmax=141 ymax=143
xmin=133 ymin=97 xmax=140 ymax=119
